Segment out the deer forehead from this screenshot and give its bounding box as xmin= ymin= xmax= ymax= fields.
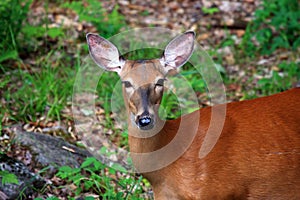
xmin=120 ymin=60 xmax=165 ymax=86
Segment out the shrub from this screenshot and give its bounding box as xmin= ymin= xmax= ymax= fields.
xmin=242 ymin=0 xmax=300 ymax=56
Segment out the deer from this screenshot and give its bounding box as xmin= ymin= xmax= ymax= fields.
xmin=86 ymin=31 xmax=300 ymax=200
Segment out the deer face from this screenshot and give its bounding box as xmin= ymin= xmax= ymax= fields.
xmin=86 ymin=31 xmax=194 ymax=130
xmin=119 ymin=60 xmax=166 ymax=130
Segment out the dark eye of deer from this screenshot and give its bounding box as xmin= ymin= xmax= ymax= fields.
xmin=155 ymin=79 xmax=165 ymax=87
xmin=123 ymin=81 xmax=132 ymax=88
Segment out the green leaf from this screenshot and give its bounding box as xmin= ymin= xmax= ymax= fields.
xmin=202 ymin=7 xmax=219 ymax=15
xmin=293 ymin=37 xmax=300 ymax=50
xmin=21 ymin=25 xmax=45 ymax=38
xmin=56 ymin=166 xmax=80 ymax=179
xmin=47 ymin=28 xmax=64 ymax=39
xmin=0 ymin=170 xmax=19 ymax=185
xmin=81 ymin=157 xmax=97 ymax=168
xmin=111 ymin=163 xmax=127 ymax=173
xmin=257 ymin=78 xmax=270 ymax=86
xmin=93 ymin=160 xmax=104 ymax=171
xmin=0 ymin=50 xmax=18 ymax=62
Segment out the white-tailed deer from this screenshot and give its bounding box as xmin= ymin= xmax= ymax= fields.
xmin=87 ymin=31 xmax=300 ymax=199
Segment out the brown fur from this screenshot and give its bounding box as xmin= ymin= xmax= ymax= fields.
xmin=129 ymin=88 xmax=300 ymax=199
xmin=86 ymin=32 xmax=300 ymax=199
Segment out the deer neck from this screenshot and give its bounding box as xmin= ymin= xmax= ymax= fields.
xmin=128 ymin=116 xmax=178 ymax=154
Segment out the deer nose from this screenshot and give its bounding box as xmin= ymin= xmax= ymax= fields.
xmin=136 ymin=113 xmax=154 ymax=130
xmin=139 ymin=116 xmax=152 ymax=126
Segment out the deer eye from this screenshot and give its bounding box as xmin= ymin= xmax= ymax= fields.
xmin=155 ymin=79 xmax=165 ymax=87
xmin=122 ymin=81 xmax=133 ymax=88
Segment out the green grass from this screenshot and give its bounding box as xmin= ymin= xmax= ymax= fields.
xmin=0 ymin=0 xmax=32 ymax=64
xmin=2 ymin=63 xmax=77 ymax=122
xmin=62 ymin=0 xmax=125 ymax=38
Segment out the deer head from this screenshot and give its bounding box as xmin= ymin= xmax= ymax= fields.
xmin=86 ymin=31 xmax=195 ymax=131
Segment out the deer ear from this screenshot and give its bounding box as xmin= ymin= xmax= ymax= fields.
xmin=86 ymin=33 xmax=125 ymax=74
xmin=160 ymin=31 xmax=195 ymax=73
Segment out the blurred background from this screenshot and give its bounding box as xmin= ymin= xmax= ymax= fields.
xmin=0 ymin=0 xmax=299 ymax=199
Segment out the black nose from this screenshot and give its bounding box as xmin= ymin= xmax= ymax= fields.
xmin=137 ymin=115 xmax=154 ymax=130
xmin=139 ymin=116 xmax=151 ymax=126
